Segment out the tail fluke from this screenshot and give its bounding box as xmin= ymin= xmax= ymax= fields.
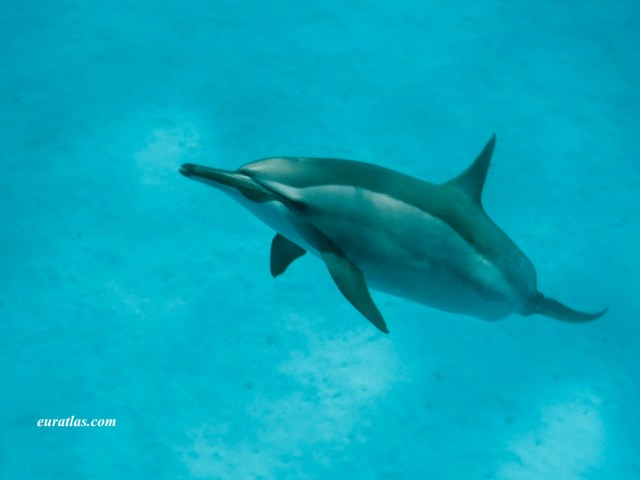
xmin=534 ymin=293 xmax=607 ymax=323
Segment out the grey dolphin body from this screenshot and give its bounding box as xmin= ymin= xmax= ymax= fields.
xmin=179 ymin=135 xmax=605 ymax=333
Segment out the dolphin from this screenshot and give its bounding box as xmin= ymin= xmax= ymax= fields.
xmin=179 ymin=135 xmax=605 ymax=333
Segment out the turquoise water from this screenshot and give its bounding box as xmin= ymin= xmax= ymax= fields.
xmin=2 ymin=1 xmax=638 ymax=478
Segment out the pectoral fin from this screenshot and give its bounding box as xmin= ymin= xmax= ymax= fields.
xmin=270 ymin=234 xmax=306 ymax=277
xmin=322 ymin=252 xmax=389 ymax=333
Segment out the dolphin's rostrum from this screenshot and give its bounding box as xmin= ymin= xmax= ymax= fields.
xmin=179 ymin=135 xmax=605 ymax=333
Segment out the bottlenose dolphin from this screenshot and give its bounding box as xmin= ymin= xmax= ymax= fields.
xmin=179 ymin=135 xmax=605 ymax=333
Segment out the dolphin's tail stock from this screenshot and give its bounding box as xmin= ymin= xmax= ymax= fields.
xmin=532 ymin=292 xmax=607 ymax=323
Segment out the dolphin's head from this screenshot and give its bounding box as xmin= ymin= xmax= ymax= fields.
xmin=239 ymin=157 xmax=307 ymax=185
xmin=240 ymin=157 xmax=299 ymax=171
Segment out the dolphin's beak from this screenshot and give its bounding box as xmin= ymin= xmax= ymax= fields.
xmin=180 ymin=163 xmax=251 ymax=188
xmin=180 ymin=163 xmax=234 ymax=182
xmin=179 ymin=163 xmax=197 ymax=177
xmin=179 ymin=163 xmax=274 ymax=202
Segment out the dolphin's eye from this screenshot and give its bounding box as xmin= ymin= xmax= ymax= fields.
xmin=288 ymin=198 xmax=308 ymax=212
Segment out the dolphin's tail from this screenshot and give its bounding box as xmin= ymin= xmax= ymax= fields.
xmin=533 ymin=293 xmax=607 ymax=323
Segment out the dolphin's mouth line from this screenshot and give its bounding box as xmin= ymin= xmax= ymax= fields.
xmin=179 ymin=163 xmax=243 ymax=185
xmin=180 ymin=163 xmax=286 ymax=204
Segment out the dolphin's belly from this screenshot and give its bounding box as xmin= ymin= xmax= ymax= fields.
xmin=298 ymin=186 xmax=522 ymax=320
xmin=363 ymin=261 xmax=514 ymax=320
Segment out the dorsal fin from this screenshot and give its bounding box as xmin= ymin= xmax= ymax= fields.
xmin=444 ymin=134 xmax=496 ymax=206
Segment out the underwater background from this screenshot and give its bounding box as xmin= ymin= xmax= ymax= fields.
xmin=1 ymin=0 xmax=638 ymax=478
